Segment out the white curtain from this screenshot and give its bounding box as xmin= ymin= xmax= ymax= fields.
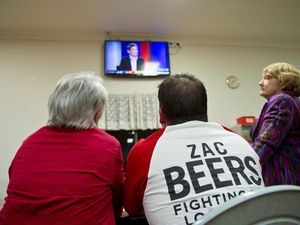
xmin=99 ymin=94 xmax=161 ymax=130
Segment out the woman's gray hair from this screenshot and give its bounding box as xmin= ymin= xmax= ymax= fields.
xmin=48 ymin=71 xmax=108 ymax=129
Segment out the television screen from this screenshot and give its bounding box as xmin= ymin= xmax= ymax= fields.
xmin=104 ymin=40 xmax=171 ymax=77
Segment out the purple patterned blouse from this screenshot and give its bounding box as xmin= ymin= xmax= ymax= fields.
xmin=251 ymin=91 xmax=300 ymax=186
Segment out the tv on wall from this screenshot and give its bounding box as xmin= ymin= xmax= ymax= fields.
xmin=104 ymin=40 xmax=171 ymax=77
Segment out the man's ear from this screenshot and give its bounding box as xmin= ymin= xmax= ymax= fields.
xmin=159 ymin=108 xmax=167 ymax=127
xmin=94 ymin=111 xmax=102 ymax=125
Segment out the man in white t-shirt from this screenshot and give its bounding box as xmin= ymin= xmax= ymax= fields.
xmin=124 ymin=74 xmax=264 ymax=225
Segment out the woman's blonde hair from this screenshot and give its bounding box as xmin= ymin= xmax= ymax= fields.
xmin=263 ymin=62 xmax=300 ymax=96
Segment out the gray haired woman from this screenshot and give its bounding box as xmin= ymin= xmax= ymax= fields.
xmin=0 ymin=72 xmax=124 ymax=225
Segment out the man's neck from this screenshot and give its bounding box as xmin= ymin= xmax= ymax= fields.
xmin=129 ymin=55 xmax=137 ymax=60
xmin=167 ymin=114 xmax=208 ymax=126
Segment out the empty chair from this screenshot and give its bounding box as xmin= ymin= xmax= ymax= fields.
xmin=193 ymin=185 xmax=300 ymax=225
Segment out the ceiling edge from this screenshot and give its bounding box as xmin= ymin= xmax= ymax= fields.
xmin=0 ymin=31 xmax=300 ymax=49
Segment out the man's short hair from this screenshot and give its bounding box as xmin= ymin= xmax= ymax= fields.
xmin=127 ymin=43 xmax=138 ymax=51
xmin=158 ymin=74 xmax=207 ymax=125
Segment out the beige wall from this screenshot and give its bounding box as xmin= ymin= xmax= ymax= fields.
xmin=1 ymin=38 xmax=300 ymax=199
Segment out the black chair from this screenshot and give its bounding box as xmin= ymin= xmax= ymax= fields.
xmin=117 ymin=216 xmax=149 ymax=225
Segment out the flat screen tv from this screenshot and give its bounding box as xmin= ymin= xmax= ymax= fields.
xmin=104 ymin=40 xmax=171 ymax=77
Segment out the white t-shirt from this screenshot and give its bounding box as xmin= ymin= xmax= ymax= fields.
xmin=129 ymin=56 xmax=137 ymax=71
xmin=124 ymin=121 xmax=264 ymax=225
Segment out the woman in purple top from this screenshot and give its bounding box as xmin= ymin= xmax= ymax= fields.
xmin=251 ymin=62 xmax=300 ymax=186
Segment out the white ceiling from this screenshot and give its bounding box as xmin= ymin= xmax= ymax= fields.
xmin=1 ymin=0 xmax=300 ymax=47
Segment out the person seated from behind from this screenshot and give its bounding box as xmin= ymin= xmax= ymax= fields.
xmin=124 ymin=74 xmax=264 ymax=225
xmin=0 ymin=72 xmax=124 ymax=225
xmin=117 ymin=43 xmax=144 ymax=72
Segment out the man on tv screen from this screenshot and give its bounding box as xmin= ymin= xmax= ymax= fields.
xmin=117 ymin=43 xmax=144 ymax=72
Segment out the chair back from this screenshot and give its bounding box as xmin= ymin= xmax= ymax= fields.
xmin=193 ymin=185 xmax=300 ymax=225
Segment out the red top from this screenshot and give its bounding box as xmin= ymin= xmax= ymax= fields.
xmin=0 ymin=126 xmax=124 ymax=225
